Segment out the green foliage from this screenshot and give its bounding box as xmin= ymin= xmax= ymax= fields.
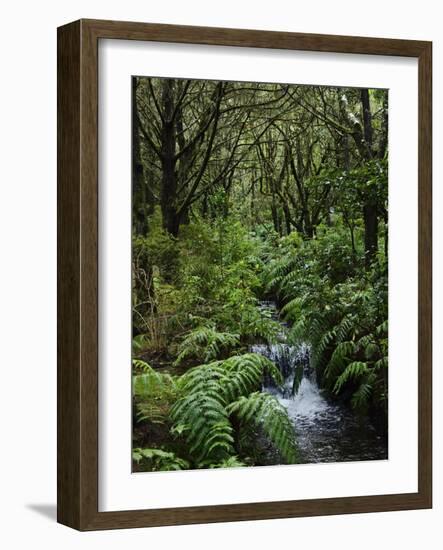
xmin=170 ymin=353 xmax=288 ymax=467
xmin=133 ymin=352 xmax=294 ymax=471
xmin=265 ymin=228 xmax=388 ymax=415
xmin=171 ymin=390 xmax=234 ymax=464
xmin=133 ymin=360 xmax=178 ymax=425
xmin=174 ymin=326 xmax=240 ymax=365
xmin=133 ymin=214 xmax=281 ymax=361
xmin=132 ymin=448 xmax=190 ymax=471
xmin=334 ymin=361 xmax=369 ymax=393
xmin=132 ymin=359 xmax=177 ymax=400
xmin=134 ymin=207 xmax=178 ymax=278
xmin=209 ymin=456 xmax=246 ymax=468
xmin=227 ymin=392 xmax=298 ymax=463
xmin=339 ymin=160 xmax=388 ymax=209
xmin=218 ymin=353 xmax=283 ymax=402
xmin=175 ymin=216 xmax=280 ymax=344
xmin=131 ymin=79 xmax=389 ymax=469
xmin=291 ymin=364 xmax=304 ymax=395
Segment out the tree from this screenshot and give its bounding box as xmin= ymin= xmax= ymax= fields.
xmin=135 ymin=79 xmax=291 ymax=238
xmin=290 ymin=86 xmax=388 ymax=265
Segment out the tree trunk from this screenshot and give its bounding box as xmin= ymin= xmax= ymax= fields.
xmin=363 ymin=203 xmax=378 ymax=266
xmin=360 ymin=89 xmax=373 ymax=155
xmin=160 ymin=79 xmax=181 ymax=238
xmin=283 ymin=203 xmax=292 ymax=235
xmin=360 ymin=89 xmax=379 ymax=267
xmin=132 ymin=78 xmax=151 ymax=235
xmin=378 ymin=90 xmax=389 ymax=159
xmin=132 ymin=78 xmax=156 ymax=312
xmin=271 ymin=201 xmax=281 ymax=235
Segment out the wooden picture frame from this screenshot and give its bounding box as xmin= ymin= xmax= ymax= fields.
xmin=57 ymin=18 xmax=432 ymax=531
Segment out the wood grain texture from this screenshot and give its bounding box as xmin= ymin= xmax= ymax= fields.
xmin=57 ymin=19 xmax=432 ymax=531
xmin=417 ymin=42 xmax=432 ymax=506
xmin=83 ymin=18 xmax=428 ymax=57
xmin=57 ymin=20 xmax=81 ymax=528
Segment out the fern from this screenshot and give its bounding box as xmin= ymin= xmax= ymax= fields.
xmin=133 ymin=448 xmax=189 ymax=471
xmin=364 ymin=342 xmax=379 ymax=360
xmin=324 ymin=341 xmax=355 ymax=380
xmin=174 ymin=326 xmax=240 ymax=365
xmin=172 ymin=394 xmax=234 ymax=462
xmin=280 ymin=297 xmax=304 ymax=323
xmin=220 ymin=353 xmax=283 ymax=402
xmin=288 ymin=317 xmax=307 ymax=344
xmin=312 ymin=326 xmax=336 ymax=370
xmin=227 ymin=392 xmax=298 ymax=464
xmin=376 ymin=320 xmax=388 ymax=336
xmin=335 ymin=315 xmax=354 ymax=344
xmin=264 ymin=255 xmax=299 ymax=293
xmin=177 ymin=353 xmax=282 ymax=403
xmin=132 ymin=360 xmax=177 ymax=400
xmin=136 ymin=403 xmax=169 ymax=425
xmin=239 ymin=311 xmax=281 ymax=343
xmin=209 ymin=456 xmax=246 ymax=468
xmin=375 ymin=356 xmax=388 ymax=370
xmin=333 ymin=361 xmax=369 ymax=393
xmin=351 ymin=377 xmax=375 ymax=410
xmin=170 ymin=353 xmax=289 ymax=465
xmin=132 ymin=360 xmax=178 ymax=425
xmin=133 ymin=358 xmax=153 ymax=372
xmin=291 ymin=364 xmax=304 ymax=395
xmin=132 ymin=334 xmax=150 ymax=356
xmin=171 ymin=361 xmax=232 ymax=463
xmin=268 ymin=252 xmax=388 ymax=414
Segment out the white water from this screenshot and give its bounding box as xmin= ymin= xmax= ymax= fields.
xmin=284 ymin=377 xmax=329 ymax=418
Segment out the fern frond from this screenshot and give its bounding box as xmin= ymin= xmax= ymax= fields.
xmin=227 ymin=392 xmax=297 ymax=464
xmin=133 ymin=358 xmax=153 ymax=372
xmin=376 ymin=319 xmax=388 ymax=336
xmin=220 ymin=353 xmax=283 ymax=401
xmin=335 ymin=315 xmax=354 ymax=343
xmin=170 ymin=390 xmax=234 ymax=462
xmin=132 ymin=334 xmax=150 ymax=356
xmin=132 ymin=448 xmax=189 ymax=471
xmin=170 ymin=353 xmax=286 ymax=463
xmin=288 ymin=317 xmax=307 ymax=344
xmin=281 ymin=297 xmax=304 ymax=323
xmin=333 ymin=361 xmax=369 ymax=394
xmin=174 ymin=326 xmax=240 ymax=365
xmin=351 ymin=379 xmax=373 ymax=410
xmin=208 ymin=456 xmax=246 ymax=468
xmin=135 ymin=402 xmax=169 ymax=425
xmin=324 ymin=340 xmax=355 ymax=379
xmin=292 ymin=364 xmax=304 ymax=395
xmin=263 ymin=256 xmax=298 ymax=293
xmin=132 ymin=362 xmax=177 ymax=400
xmin=374 ymin=356 xmax=388 ymax=370
xmin=312 ymin=326 xmax=336 ymax=369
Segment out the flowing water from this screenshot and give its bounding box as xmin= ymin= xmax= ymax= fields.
xmin=252 ymin=302 xmax=387 ymax=464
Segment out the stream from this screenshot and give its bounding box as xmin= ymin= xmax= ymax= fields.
xmin=252 ymin=302 xmax=387 ymax=464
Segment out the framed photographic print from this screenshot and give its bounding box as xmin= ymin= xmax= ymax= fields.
xmin=57 ymin=19 xmax=432 ymax=530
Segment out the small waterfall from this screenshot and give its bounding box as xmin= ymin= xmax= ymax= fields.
xmin=251 ymin=342 xmax=310 ymax=397
xmin=252 ymin=301 xmax=388 ymax=464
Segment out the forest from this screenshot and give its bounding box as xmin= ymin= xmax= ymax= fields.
xmin=131 ymin=76 xmax=388 ymax=472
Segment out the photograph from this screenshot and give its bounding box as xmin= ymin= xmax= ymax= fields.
xmin=131 ymin=76 xmax=389 ymax=472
